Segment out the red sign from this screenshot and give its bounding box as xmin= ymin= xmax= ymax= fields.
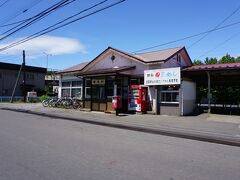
xmin=155 ymin=72 xmax=160 ymax=77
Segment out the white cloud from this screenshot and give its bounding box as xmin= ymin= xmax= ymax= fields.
xmin=0 ymin=35 xmax=87 ymax=57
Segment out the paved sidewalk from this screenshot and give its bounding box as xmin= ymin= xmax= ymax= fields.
xmin=0 ymin=103 xmax=240 ymax=146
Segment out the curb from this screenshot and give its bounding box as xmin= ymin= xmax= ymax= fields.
xmin=1 ymin=107 xmax=240 ymax=147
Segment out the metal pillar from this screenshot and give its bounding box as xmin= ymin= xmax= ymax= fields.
xmin=207 ymin=71 xmax=211 ymax=113
xmin=10 ymin=64 xmax=23 ymax=103
xmin=23 ymin=50 xmax=26 ymax=102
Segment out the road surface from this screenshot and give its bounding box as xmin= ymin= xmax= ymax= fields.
xmin=0 ymin=109 xmax=239 ymax=180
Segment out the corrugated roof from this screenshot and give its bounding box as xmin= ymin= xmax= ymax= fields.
xmin=0 ymin=62 xmax=46 ymax=73
xmin=183 ymin=62 xmax=240 ymax=71
xmin=109 ymin=47 xmax=183 ymax=63
xmin=58 ymin=61 xmax=89 ymax=74
xmin=133 ymin=47 xmax=183 ymax=62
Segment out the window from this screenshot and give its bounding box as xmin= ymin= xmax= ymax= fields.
xmin=71 ymin=88 xmax=82 ymax=99
xmin=62 ymin=82 xmax=71 ymax=87
xmin=161 ymin=92 xmax=179 ymax=103
xmin=72 ymin=81 xmax=82 ymax=87
xmin=26 ymin=73 xmax=34 ymax=80
xmin=84 ymin=78 xmax=91 ymax=99
xmin=62 ymin=89 xmax=70 ymax=97
xmin=85 ymin=78 xmax=91 ymax=86
xmin=61 ymin=80 xmax=83 ymax=99
xmin=160 ymin=86 xmax=179 ymax=104
xmin=106 ymin=76 xmax=114 ymax=99
xmin=85 ymin=87 xmax=91 ymax=99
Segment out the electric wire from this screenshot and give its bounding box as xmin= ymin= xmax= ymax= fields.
xmin=132 ymin=20 xmax=240 ymax=53
xmin=0 ymin=0 xmax=126 ymax=52
xmin=0 ymin=0 xmax=9 ymax=8
xmin=196 ymin=31 xmax=240 ymax=59
xmin=0 ymin=0 xmax=43 ymax=26
xmin=0 ymin=0 xmax=75 ymax=41
xmin=187 ymin=4 xmax=240 ymax=49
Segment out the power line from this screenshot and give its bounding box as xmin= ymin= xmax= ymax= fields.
xmin=132 ymin=20 xmax=240 ymax=53
xmin=0 ymin=0 xmax=43 ymax=26
xmin=187 ymin=3 xmax=240 ymax=49
xmin=0 ymin=0 xmax=9 ymax=8
xmin=196 ymin=31 xmax=240 ymax=59
xmin=0 ymin=0 xmax=74 ymax=28
xmin=0 ymin=0 xmax=75 ymax=42
xmin=0 ymin=0 xmax=126 ymax=52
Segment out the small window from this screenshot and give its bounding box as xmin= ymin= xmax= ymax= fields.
xmin=71 ymin=88 xmax=82 ymax=99
xmin=160 ymin=86 xmax=179 ymax=104
xmin=26 ymin=73 xmax=34 ymax=80
xmin=85 ymin=78 xmax=91 ymax=87
xmin=62 ymin=89 xmax=70 ymax=97
xmin=72 ymin=81 xmax=82 ymax=87
xmin=85 ymin=87 xmax=91 ymax=99
xmin=62 ymin=82 xmax=71 ymax=87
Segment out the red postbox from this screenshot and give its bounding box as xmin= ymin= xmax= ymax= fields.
xmin=112 ymin=96 xmax=122 ymax=109
xmin=128 ymin=85 xmax=148 ymax=112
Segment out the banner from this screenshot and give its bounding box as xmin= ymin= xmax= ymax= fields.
xmin=144 ymin=67 xmax=181 ymax=85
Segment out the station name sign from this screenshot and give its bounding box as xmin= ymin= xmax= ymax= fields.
xmin=144 ymin=67 xmax=181 ymax=85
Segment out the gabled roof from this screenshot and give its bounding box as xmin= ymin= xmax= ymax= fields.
xmin=133 ymin=47 xmax=183 ymax=63
xmin=82 ymin=46 xmax=188 ymax=71
xmin=58 ymin=61 xmax=89 ymax=74
xmin=182 ymin=62 xmax=240 ymax=71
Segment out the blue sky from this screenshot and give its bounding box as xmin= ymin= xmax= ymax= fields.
xmin=0 ymin=0 xmax=240 ymax=70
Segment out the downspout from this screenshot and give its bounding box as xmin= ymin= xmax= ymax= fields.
xmin=181 ymin=80 xmax=184 ymax=116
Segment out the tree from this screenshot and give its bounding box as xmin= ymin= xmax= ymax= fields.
xmin=204 ymin=57 xmax=218 ymax=64
xmin=218 ymin=53 xmax=235 ymax=64
xmin=235 ymin=56 xmax=240 ymax=62
xmin=193 ymin=59 xmax=204 ymax=65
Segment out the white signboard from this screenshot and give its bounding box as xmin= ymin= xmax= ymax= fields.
xmin=144 ymin=67 xmax=181 ymax=86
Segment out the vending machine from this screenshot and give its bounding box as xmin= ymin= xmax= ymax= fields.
xmin=128 ymin=85 xmax=148 ymax=112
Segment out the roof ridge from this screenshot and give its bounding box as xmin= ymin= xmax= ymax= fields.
xmin=135 ymin=46 xmax=184 ymax=55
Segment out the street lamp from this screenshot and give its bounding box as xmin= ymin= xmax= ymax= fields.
xmin=43 ymin=52 xmax=52 ymax=70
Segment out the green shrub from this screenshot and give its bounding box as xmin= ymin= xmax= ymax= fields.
xmin=39 ymin=95 xmax=50 ymax=102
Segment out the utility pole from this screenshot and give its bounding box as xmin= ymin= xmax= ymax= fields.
xmin=10 ymin=50 xmax=26 ymax=103
xmin=23 ymin=50 xmax=26 ymax=102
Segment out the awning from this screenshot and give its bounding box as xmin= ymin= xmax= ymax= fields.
xmin=77 ymin=66 xmax=136 ymax=76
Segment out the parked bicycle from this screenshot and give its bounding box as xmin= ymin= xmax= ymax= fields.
xmin=42 ymin=97 xmax=83 ymax=109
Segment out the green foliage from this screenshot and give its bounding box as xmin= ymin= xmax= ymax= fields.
xmin=204 ymin=57 xmax=218 ymax=64
xmin=193 ymin=59 xmax=204 ymax=65
xmin=197 ymin=53 xmax=239 ymax=65
xmin=39 ymin=95 xmax=50 ymax=102
xmin=218 ymin=53 xmax=235 ymax=64
xmin=45 ymin=84 xmax=55 ymax=96
xmin=235 ymin=56 xmax=240 ymax=62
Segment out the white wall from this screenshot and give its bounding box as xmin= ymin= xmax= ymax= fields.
xmin=180 ymin=80 xmax=196 ymax=115
xmin=83 ymin=50 xmax=146 ymax=76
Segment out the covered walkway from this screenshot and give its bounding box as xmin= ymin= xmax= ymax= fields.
xmin=182 ymin=62 xmax=240 ymax=115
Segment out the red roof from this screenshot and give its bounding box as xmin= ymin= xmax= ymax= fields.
xmin=183 ymin=62 xmax=240 ymax=71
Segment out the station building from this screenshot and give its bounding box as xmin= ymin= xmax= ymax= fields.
xmin=57 ymin=47 xmax=240 ymax=116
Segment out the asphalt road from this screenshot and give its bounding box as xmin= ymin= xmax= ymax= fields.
xmin=0 ymin=110 xmax=239 ymax=180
